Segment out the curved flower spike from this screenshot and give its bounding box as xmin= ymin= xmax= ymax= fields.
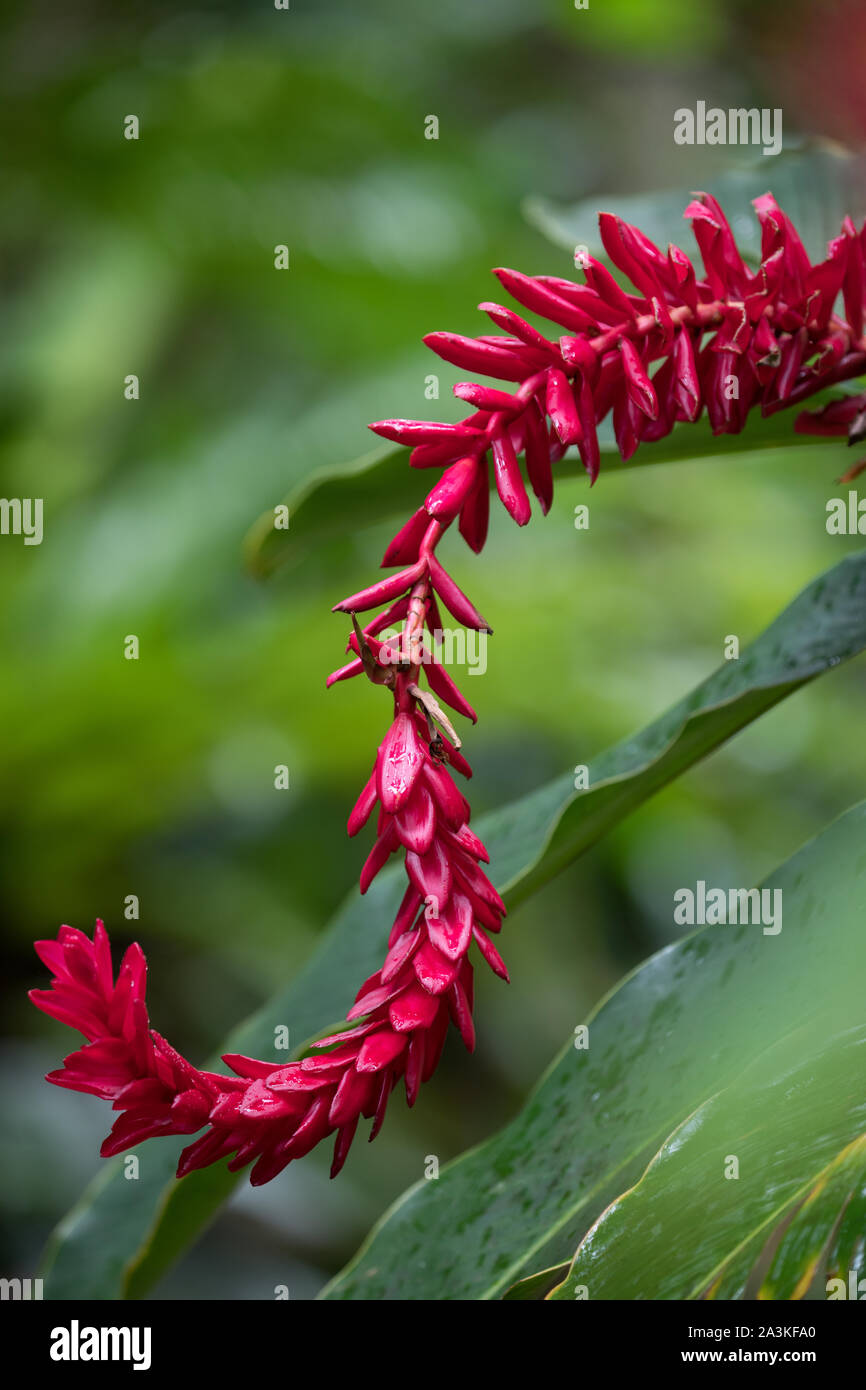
xmin=30 ymin=193 xmax=866 ymax=1183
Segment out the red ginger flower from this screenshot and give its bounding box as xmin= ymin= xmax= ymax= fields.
xmin=29 ymin=663 xmax=506 ymax=1183
xmin=30 ymin=192 xmax=866 ymax=1184
xmin=366 ymin=191 xmax=866 ymax=511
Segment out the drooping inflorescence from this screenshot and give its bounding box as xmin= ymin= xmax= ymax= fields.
xmin=30 ymin=193 xmax=866 ymax=1183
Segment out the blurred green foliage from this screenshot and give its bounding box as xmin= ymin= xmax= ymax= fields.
xmin=2 ymin=0 xmax=864 ymax=1297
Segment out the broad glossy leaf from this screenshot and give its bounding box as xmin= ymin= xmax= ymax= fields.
xmin=685 ymin=1115 xmax=866 ymax=1302
xmin=752 ymin=1134 xmax=866 ymax=1300
xmin=548 ymin=1020 xmax=866 ymax=1300
xmin=502 ymin=1263 xmax=570 ymax=1301
xmin=324 ymin=796 xmax=866 ymax=1300
xmin=41 ymin=550 xmax=866 ymax=1298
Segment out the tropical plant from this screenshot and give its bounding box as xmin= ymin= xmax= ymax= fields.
xmin=30 ymin=175 xmax=866 ymax=1300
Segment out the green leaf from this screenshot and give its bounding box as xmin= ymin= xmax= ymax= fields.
xmin=41 ymin=550 xmax=866 ymax=1298
xmin=713 ymin=1131 xmax=866 ymax=1301
xmin=501 ymin=1263 xmax=571 ymax=1301
xmin=547 ymin=1016 xmax=866 ymax=1301
xmin=325 ymin=795 xmax=866 ymax=1301
xmin=244 ymin=414 xmax=838 ymax=578
xmin=525 ymin=143 xmax=866 ymax=264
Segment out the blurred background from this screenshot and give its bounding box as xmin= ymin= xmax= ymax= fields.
xmin=3 ymin=0 xmax=866 ymax=1298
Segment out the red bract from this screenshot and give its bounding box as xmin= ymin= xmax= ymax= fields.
xmin=368 ymin=193 xmax=866 ymax=496
xmin=29 ymin=650 xmax=505 ymax=1184
xmin=30 ymin=193 xmax=866 ymax=1184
